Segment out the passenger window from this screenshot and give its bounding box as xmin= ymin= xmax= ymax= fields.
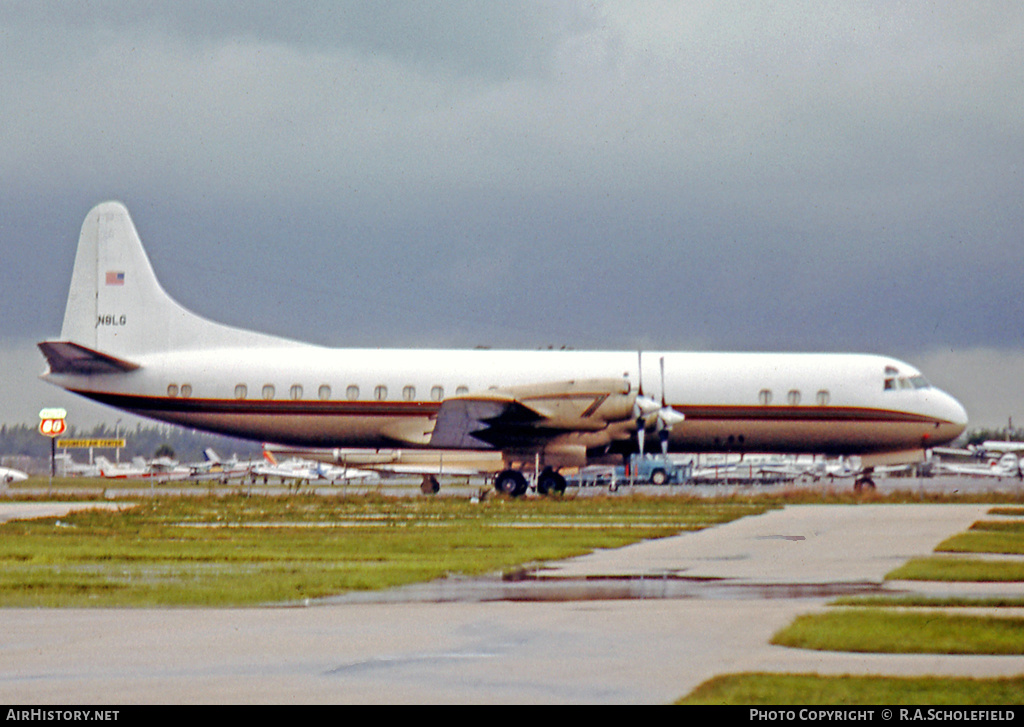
xmin=180 ymin=384 xmax=192 ymax=398
xmin=787 ymin=390 xmax=801 ymax=406
xmin=402 ymin=386 xmax=416 ymax=401
xmin=816 ymin=390 xmax=830 ymax=406
xmin=346 ymin=385 xmax=359 ymax=400
xmin=318 ymin=384 xmax=331 ymax=401
xmin=234 ymin=384 xmax=248 ymax=399
xmin=289 ymin=384 xmax=303 ymax=400
xmin=262 ymin=384 xmax=275 ymax=400
xmin=374 ymin=385 xmax=388 ymax=401
xmin=456 ymin=386 xmax=469 ymax=396
xmin=431 ymin=386 xmax=444 ymax=401
xmin=758 ymin=389 xmax=772 ymax=405
xmin=167 ymin=384 xmax=178 ymax=398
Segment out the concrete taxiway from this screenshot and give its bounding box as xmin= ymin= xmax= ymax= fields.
xmin=0 ymin=502 xmax=1022 ymax=704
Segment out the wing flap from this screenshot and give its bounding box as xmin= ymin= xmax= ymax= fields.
xmin=430 ymin=378 xmax=634 ymax=450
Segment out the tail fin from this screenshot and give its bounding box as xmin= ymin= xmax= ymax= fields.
xmin=55 ymin=201 xmax=296 ymax=358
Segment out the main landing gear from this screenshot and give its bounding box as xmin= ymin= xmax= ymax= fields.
xmin=853 ymin=468 xmax=876 ymax=493
xmin=494 ymin=470 xmax=529 ymax=497
xmin=493 ymin=467 xmax=566 ymax=497
xmin=536 ymin=467 xmax=567 ymax=496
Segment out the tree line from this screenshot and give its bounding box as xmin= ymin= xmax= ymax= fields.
xmin=0 ymin=422 xmax=262 ymax=468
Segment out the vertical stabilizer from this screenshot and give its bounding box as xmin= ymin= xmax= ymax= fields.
xmin=57 ymin=201 xmax=296 ymax=356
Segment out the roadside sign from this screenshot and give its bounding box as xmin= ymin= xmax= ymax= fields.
xmin=39 ymin=418 xmax=67 ymax=437
xmin=39 ymin=408 xmax=70 ymax=480
xmin=57 ymin=438 xmax=125 ymax=449
xmin=38 ymin=407 xmax=68 ymax=438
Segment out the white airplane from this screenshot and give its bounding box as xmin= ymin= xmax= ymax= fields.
xmin=54 ymin=453 xmax=101 ymax=477
xmin=95 ymin=455 xmax=190 ymax=482
xmin=38 ymin=202 xmax=969 ymax=496
xmin=252 ymin=451 xmax=373 ymax=485
xmin=978 ymin=440 xmax=1024 ymax=455
xmin=187 ymin=448 xmax=254 ymax=483
xmin=0 ymin=466 xmax=29 ymax=484
xmin=251 ymin=451 xmax=320 ymax=483
xmin=936 ymin=452 xmax=1022 ymax=480
xmin=262 ymin=444 xmax=502 ymax=493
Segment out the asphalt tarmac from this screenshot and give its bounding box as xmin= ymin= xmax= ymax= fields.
xmin=0 ymin=494 xmax=1022 ymax=704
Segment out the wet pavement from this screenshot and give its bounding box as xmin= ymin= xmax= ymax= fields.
xmin=1 ymin=501 xmax=1022 ymax=703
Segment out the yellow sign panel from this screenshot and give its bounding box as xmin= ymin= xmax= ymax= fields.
xmin=56 ymin=439 xmax=126 ymax=449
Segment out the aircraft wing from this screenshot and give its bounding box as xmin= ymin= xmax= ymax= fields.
xmin=429 ymin=378 xmax=640 ymax=451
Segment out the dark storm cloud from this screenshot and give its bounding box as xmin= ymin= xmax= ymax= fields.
xmin=2 ymin=1 xmax=584 ymax=77
xmin=1 ymin=1 xmax=1023 ymax=426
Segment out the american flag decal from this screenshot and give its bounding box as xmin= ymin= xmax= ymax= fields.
xmin=105 ymin=271 xmax=125 ymax=286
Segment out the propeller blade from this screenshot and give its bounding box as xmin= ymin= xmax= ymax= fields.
xmin=660 ymin=356 xmax=666 ymax=407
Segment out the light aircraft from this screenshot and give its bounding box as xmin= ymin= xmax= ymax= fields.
xmin=936 ymin=452 xmax=1022 ymax=480
xmin=976 ymin=441 xmax=1024 ymax=455
xmin=38 ymin=202 xmax=969 ymax=495
xmin=0 ymin=466 xmax=29 ymax=484
xmin=187 ymin=448 xmax=254 ymax=483
xmin=252 ymin=451 xmax=374 ymax=485
xmin=54 ymin=453 xmax=101 ymax=477
xmin=95 ymin=455 xmax=190 ymax=482
xmin=262 ymin=444 xmax=503 ymax=493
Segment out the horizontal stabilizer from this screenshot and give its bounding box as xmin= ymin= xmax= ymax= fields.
xmin=38 ymin=341 xmax=141 ymax=375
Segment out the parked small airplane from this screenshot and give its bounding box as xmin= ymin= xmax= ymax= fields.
xmin=977 ymin=441 xmax=1024 ymax=455
xmin=38 ymin=202 xmax=969 ymax=495
xmin=936 ymin=452 xmax=1022 ymax=480
xmin=0 ymin=466 xmax=29 ymax=484
xmin=187 ymin=448 xmax=254 ymax=483
xmin=262 ymin=444 xmax=502 ymax=492
xmin=95 ymin=455 xmax=190 ymax=481
xmin=252 ymin=451 xmax=375 ymax=485
xmin=54 ymin=453 xmax=101 ymax=477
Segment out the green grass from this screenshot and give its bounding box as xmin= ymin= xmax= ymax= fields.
xmin=887 ymin=557 xmax=1024 ymax=582
xmin=989 ymin=507 xmax=1024 ymax=517
xmin=677 ymin=673 xmax=1024 ymax=705
xmin=934 ymin=519 xmax=1024 ymax=555
xmin=0 ymin=494 xmax=766 ymax=607
xmin=832 ymin=594 xmax=1024 ymax=608
xmin=771 ymin=609 xmax=1024 ymax=655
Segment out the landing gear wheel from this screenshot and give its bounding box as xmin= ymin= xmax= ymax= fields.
xmin=421 ymin=474 xmax=440 ymax=494
xmin=495 ymin=470 xmax=529 ymax=497
xmin=536 ymin=468 xmax=567 ymax=496
xmin=853 ymin=475 xmax=876 ymax=493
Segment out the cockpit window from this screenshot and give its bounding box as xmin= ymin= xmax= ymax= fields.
xmin=884 ymin=374 xmax=931 ymax=392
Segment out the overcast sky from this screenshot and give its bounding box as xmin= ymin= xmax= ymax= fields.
xmin=1 ymin=1 xmax=1022 ymax=430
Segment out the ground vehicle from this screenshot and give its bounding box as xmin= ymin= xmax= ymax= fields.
xmin=615 ymin=455 xmax=691 ymax=485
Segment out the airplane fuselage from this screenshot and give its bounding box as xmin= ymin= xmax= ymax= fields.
xmin=46 ymin=346 xmax=966 ymax=460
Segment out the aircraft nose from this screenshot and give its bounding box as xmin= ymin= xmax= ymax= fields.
xmin=931 ymin=389 xmax=968 ymax=444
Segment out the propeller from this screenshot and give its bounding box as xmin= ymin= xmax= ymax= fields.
xmin=633 ymin=353 xmax=682 ymax=457
xmin=655 ymin=356 xmax=686 ymax=455
xmin=633 ymin=352 xmax=659 ymax=457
